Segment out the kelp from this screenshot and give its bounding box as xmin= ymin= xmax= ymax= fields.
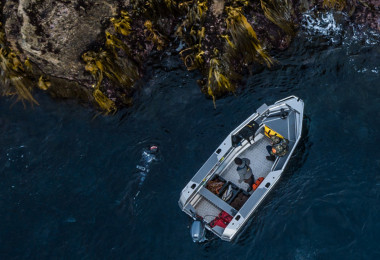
xmin=176 ymin=0 xmax=208 ymax=44
xmin=179 ymin=45 xmax=205 ymax=70
xmin=260 ymin=0 xmax=297 ymax=35
xmin=323 ymin=0 xmax=346 ymax=10
xmin=225 ymin=7 xmax=274 ymax=67
xmin=82 ymin=51 xmax=117 ymax=114
xmin=176 ymin=0 xmax=209 ymax=71
xmin=110 ymin=11 xmax=132 ymax=36
xmin=144 ymin=20 xmax=167 ymax=50
xmin=82 ymin=45 xmax=140 ymax=113
xmin=0 ymin=22 xmax=39 ymax=106
xmin=207 ymin=57 xmax=235 ymax=107
xmin=0 ymin=51 xmax=39 ymax=106
xmin=82 ymin=50 xmax=138 ymax=90
xmin=83 ymin=19 xmax=140 ymax=90
xmin=93 ymin=88 xmax=117 ymax=114
xmin=37 ymin=75 xmax=51 ymax=91
xmin=175 ymin=2 xmax=275 ymax=106
xmin=132 ymin=0 xmax=180 ymax=18
xmin=81 ymin=6 xmax=144 ymax=113
xmin=105 ymin=31 xmax=132 ymax=57
xmin=197 ymin=0 xmax=209 ymax=18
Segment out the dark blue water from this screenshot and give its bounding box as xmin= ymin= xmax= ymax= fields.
xmin=1 ymin=13 xmax=380 ymax=259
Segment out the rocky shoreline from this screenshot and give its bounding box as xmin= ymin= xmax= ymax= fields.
xmin=1 ymin=0 xmax=379 ymax=113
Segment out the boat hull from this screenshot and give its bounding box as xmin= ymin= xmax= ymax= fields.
xmin=179 ymin=96 xmax=304 ymax=241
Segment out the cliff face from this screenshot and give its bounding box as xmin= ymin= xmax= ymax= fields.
xmin=3 ymin=0 xmax=119 ymax=85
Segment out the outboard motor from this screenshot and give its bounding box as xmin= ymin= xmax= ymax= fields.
xmin=190 ymin=220 xmax=206 ymax=243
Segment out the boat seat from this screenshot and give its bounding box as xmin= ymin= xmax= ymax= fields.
xmin=198 ymin=187 xmax=237 ymax=217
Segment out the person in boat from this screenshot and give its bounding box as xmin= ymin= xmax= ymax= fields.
xmin=234 ymin=157 xmax=255 ymax=192
xmin=266 ymin=135 xmax=289 ymax=161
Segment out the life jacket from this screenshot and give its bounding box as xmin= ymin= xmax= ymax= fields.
xmin=209 ymin=211 xmax=233 ymax=228
xmin=264 ymin=125 xmax=284 ymax=139
xmin=270 ymin=137 xmax=289 ymax=156
xmin=252 ymin=177 xmax=264 ymax=191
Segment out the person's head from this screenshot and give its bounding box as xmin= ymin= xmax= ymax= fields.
xmin=234 ymin=157 xmax=243 ymax=165
xmin=149 ymin=145 xmax=158 ymax=153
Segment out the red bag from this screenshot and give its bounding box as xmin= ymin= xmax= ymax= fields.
xmin=209 ymin=211 xmax=233 ymax=228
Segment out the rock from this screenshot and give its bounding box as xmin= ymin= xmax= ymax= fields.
xmin=3 ymin=0 xmax=118 ymax=85
xmin=211 ymin=0 xmax=225 ymax=17
xmin=352 ymin=0 xmax=380 ymax=31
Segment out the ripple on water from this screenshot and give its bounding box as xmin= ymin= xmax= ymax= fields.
xmin=1 ymin=10 xmax=380 ymax=259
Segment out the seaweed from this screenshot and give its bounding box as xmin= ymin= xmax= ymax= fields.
xmin=0 ymin=22 xmax=39 ymax=106
xmin=207 ymin=57 xmax=235 ymax=106
xmin=93 ymin=88 xmax=117 ymax=114
xmin=260 ymin=0 xmax=297 ymax=36
xmin=225 ymin=6 xmax=274 ymax=67
xmin=323 ymin=0 xmax=346 ymax=10
xmin=2 ymin=0 xmax=306 ymax=112
xmin=132 ymin=0 xmax=180 ymax=18
xmin=144 ymin=20 xmax=167 ymax=50
xmin=37 ymin=75 xmax=51 ymax=91
xmin=110 ymin=11 xmax=132 ymax=36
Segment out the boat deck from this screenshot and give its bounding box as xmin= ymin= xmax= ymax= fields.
xmin=194 ymin=198 xmax=221 ymax=223
xmin=220 ymin=134 xmax=274 ymax=191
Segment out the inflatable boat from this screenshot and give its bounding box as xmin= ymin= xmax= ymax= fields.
xmin=178 ymin=96 xmax=304 ymax=242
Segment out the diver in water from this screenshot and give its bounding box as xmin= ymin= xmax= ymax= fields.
xmin=117 ymin=145 xmax=160 ymax=213
xmin=136 ymin=145 xmax=159 ymax=188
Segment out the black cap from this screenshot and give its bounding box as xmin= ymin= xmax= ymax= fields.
xmin=234 ymin=157 xmax=242 ymax=165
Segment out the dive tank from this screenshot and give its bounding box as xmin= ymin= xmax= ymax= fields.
xmin=190 ymin=220 xmax=206 ymax=243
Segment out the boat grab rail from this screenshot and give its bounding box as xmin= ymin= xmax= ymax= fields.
xmin=274 ymin=95 xmax=299 ymax=104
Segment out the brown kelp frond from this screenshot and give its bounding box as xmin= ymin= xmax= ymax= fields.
xmin=0 ymin=31 xmax=4 ymax=44
xmin=323 ymin=0 xmax=346 ymax=10
xmin=144 ymin=20 xmax=167 ymax=50
xmin=110 ymin=11 xmax=132 ymax=36
xmin=0 ymin=47 xmax=39 ymax=106
xmin=82 ymin=50 xmax=139 ymax=89
xmin=260 ymin=0 xmax=297 ymax=35
xmin=221 ymin=34 xmax=235 ymax=48
xmin=176 ymin=0 xmax=209 ymax=41
xmin=24 ymin=58 xmax=33 ymax=72
xmin=184 ymin=50 xmax=205 ymax=70
xmin=176 ymin=1 xmax=209 ymax=72
xmin=226 ymin=7 xmax=274 ymax=67
xmin=132 ymin=0 xmax=180 ymax=18
xmin=207 ymin=57 xmax=236 ymax=107
xmin=179 ymin=27 xmax=206 ymax=70
xmin=37 ymin=75 xmax=51 ymax=91
xmin=5 ymin=75 xmax=38 ymax=106
xmin=197 ymin=0 xmax=209 ymax=18
xmin=84 ymin=51 xmax=117 ymax=113
xmin=93 ymin=88 xmax=117 ymax=114
xmin=178 ymin=0 xmax=193 ymax=13
xmin=105 ymin=31 xmax=132 ymax=56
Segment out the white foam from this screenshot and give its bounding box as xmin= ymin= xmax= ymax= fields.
xmin=301 ymin=11 xmax=343 ymax=38
xmin=300 ymin=10 xmax=380 ymax=47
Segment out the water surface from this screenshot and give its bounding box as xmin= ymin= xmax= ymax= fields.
xmin=0 ymin=12 xmax=379 ymax=259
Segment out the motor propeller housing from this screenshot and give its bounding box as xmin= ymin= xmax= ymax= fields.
xmin=190 ymin=220 xmax=206 ymax=243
